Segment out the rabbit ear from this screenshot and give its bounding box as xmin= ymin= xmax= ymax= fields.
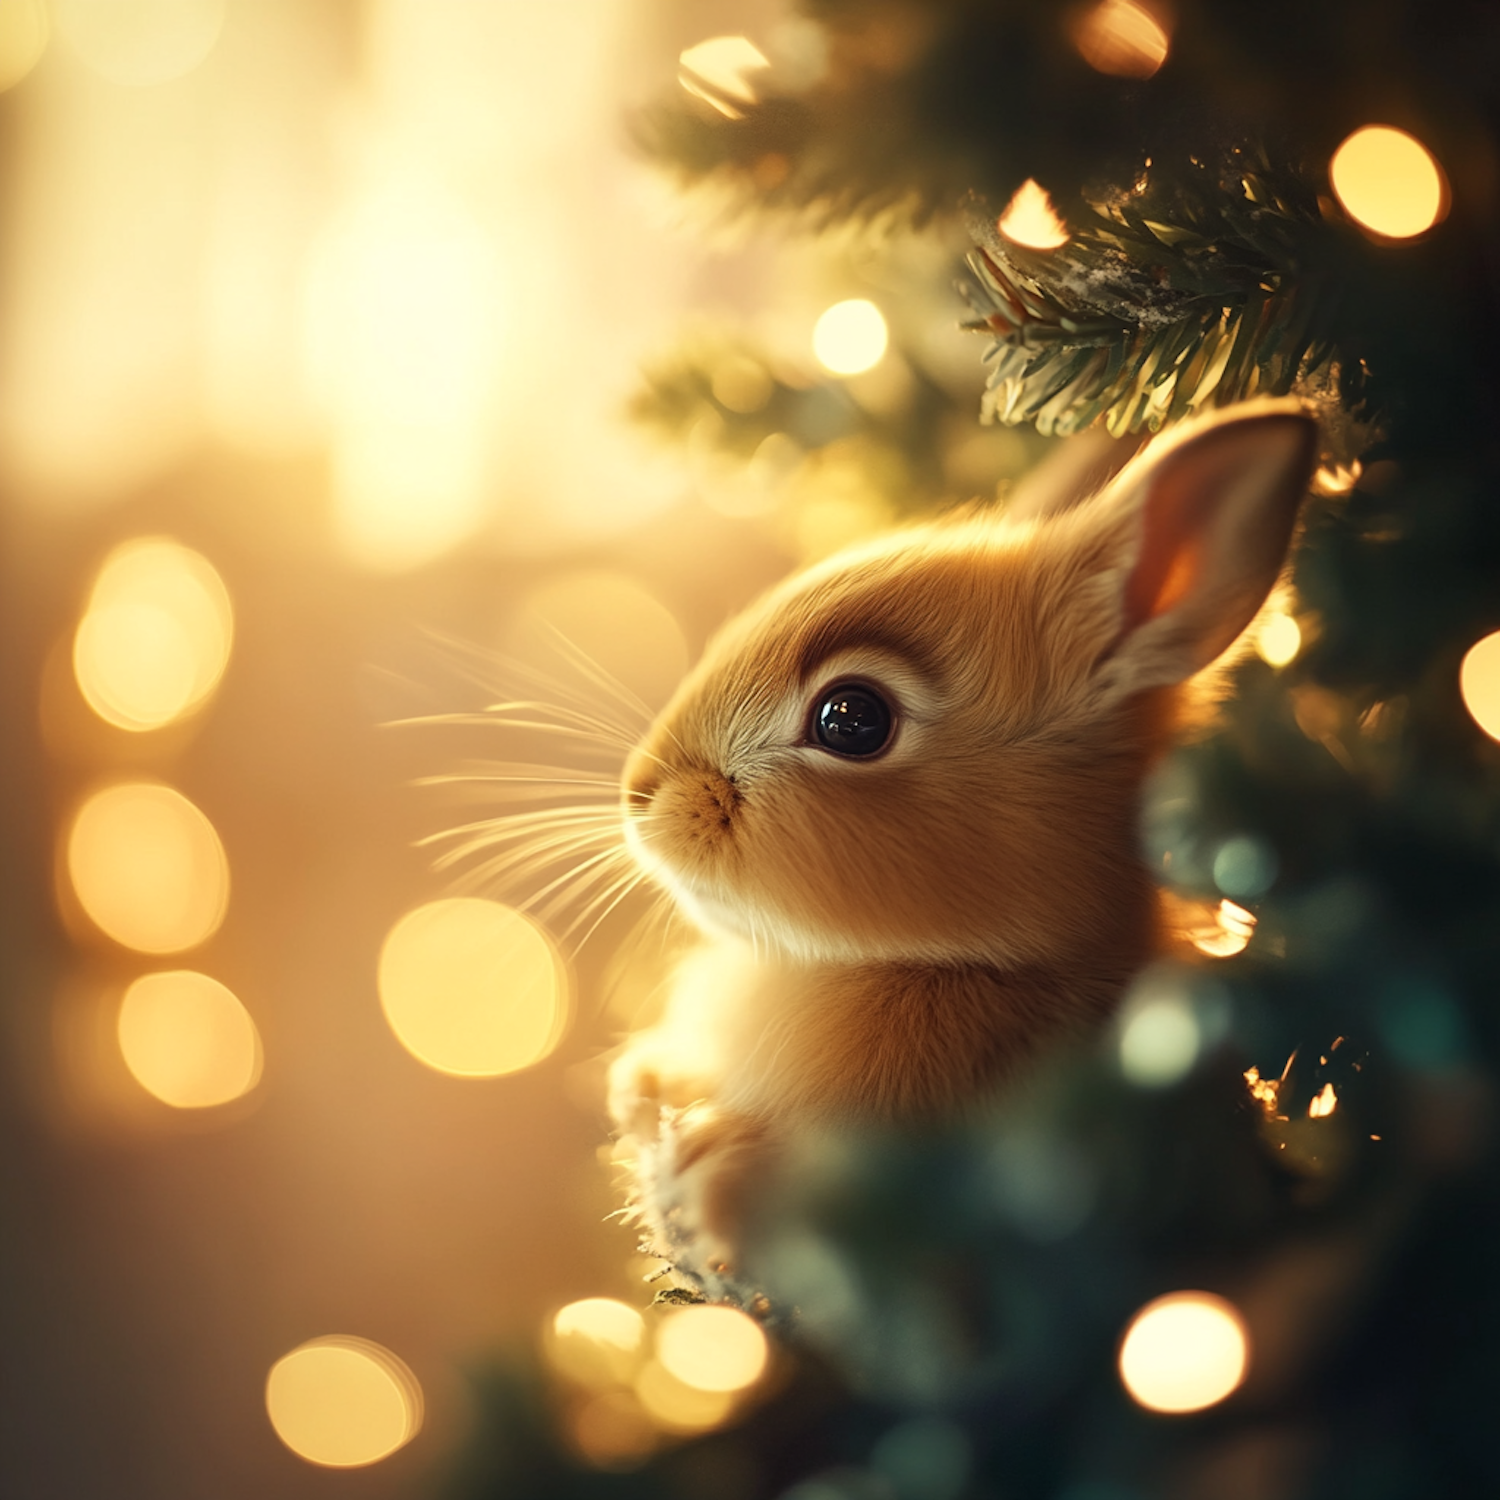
xmin=1005 ymin=428 xmax=1144 ymax=523
xmin=1088 ymin=405 xmax=1319 ymax=698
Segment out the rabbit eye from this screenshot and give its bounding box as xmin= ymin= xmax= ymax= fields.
xmin=812 ymin=684 xmax=892 ymax=758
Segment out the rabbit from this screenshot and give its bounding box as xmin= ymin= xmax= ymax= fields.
xmin=608 ymin=401 xmax=1320 ymax=1300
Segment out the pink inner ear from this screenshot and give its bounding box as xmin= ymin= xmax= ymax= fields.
xmin=1120 ymin=461 xmax=1219 ymax=634
xmin=1114 ymin=414 xmax=1317 ymax=666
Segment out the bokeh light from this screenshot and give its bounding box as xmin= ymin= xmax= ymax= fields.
xmin=304 ymin=177 xmax=508 ymax=572
xmin=548 ymin=1298 xmax=647 ymax=1388
xmin=0 ymin=0 xmax=47 ymax=92
xmin=56 ymin=0 xmax=226 ymax=87
xmin=1071 ymin=0 xmax=1170 ymax=79
xmin=1118 ymin=991 xmax=1201 ymax=1088
xmin=1212 ymin=835 xmax=1278 ymax=898
xmin=678 ymin=36 xmax=769 ymax=118
xmin=570 ymin=1390 xmax=656 ymax=1467
xmin=265 ymin=1336 xmax=422 ymax=1468
xmin=507 ymin=571 xmax=690 ymax=712
xmin=378 ymin=898 xmax=568 ymax=1077
xmin=1190 ymin=898 xmax=1256 ymax=958
xmin=633 ymin=1360 xmax=737 ymax=1432
xmin=1330 ymin=125 xmax=1446 ymax=239
xmin=1254 ymin=610 xmax=1301 ymax=668
xmin=66 ymin=782 xmax=229 ymax=953
xmin=812 ymin=299 xmax=889 ymax=376
xmin=1118 ymin=1291 xmax=1249 ymax=1413
xmin=1459 ymin=630 xmax=1500 ymax=742
xmin=117 ymin=970 xmax=261 ymax=1108
xmin=997 ymin=180 xmax=1070 ymax=250
xmin=654 ymin=1304 xmax=768 ymax=1393
xmin=72 ymin=537 xmax=234 ymax=732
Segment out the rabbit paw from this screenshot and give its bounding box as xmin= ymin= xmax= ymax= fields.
xmin=635 ymin=1103 xmax=772 ymax=1294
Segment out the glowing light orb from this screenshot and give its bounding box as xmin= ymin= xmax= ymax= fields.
xmin=655 ymin=1305 xmax=768 ymax=1394
xmin=117 ymin=971 xmax=260 ymax=1108
xmin=1119 ymin=994 xmax=1201 ymax=1088
xmin=266 ymin=1336 xmax=422 ymax=1468
xmin=73 ymin=537 xmax=233 ymax=732
xmin=0 ymin=0 xmax=47 ymax=93
xmin=1330 ymin=126 xmax=1446 ymax=239
xmin=812 ymin=299 xmax=889 ymax=376
xmin=510 ymin=572 xmax=690 ymax=712
xmin=1190 ymin=899 xmax=1255 ymax=958
xmin=1460 ymin=631 xmax=1500 ymax=742
xmin=548 ymin=1299 xmax=647 ymax=1388
xmin=1118 ymin=1291 xmax=1249 ymax=1413
xmin=56 ymin=0 xmax=226 ymax=87
xmin=1072 ymin=0 xmax=1169 ymax=79
xmin=378 ymin=898 xmax=567 ymax=1078
xmin=1212 ymin=835 xmax=1278 ymax=899
xmin=998 ymin=180 xmax=1070 ymax=250
xmin=67 ymin=783 xmax=229 ymax=953
xmin=678 ymin=36 xmax=769 ymax=118
xmin=1254 ymin=610 xmax=1301 ymax=668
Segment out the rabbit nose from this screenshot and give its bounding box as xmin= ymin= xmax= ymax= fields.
xmin=622 ymin=748 xmax=662 ymax=805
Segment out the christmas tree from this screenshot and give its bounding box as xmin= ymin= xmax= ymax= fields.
xmin=463 ymin=2 xmax=1500 ymax=1496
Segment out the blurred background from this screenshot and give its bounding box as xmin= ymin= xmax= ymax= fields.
xmin=0 ymin=1 xmax=1037 ymax=1494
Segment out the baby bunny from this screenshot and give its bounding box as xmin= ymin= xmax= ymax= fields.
xmin=609 ymin=401 xmax=1319 ymax=1296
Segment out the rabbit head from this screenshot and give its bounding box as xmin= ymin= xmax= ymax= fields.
xmin=623 ymin=404 xmax=1318 ymax=973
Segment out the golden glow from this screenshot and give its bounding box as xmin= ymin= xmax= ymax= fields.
xmin=56 ymin=0 xmax=226 ymax=87
xmin=304 ymin=177 xmax=507 ymax=571
xmin=678 ymin=36 xmax=769 ymax=118
xmin=633 ymin=1360 xmax=736 ymax=1433
xmin=510 ymin=572 xmax=690 ymax=712
xmin=1308 ymin=1082 xmax=1338 ymax=1119
xmin=1190 ymin=899 xmax=1255 ymax=958
xmin=117 ymin=971 xmax=261 ymax=1108
xmin=1330 ymin=126 xmax=1446 ymax=239
xmin=997 ymin=180 xmax=1071 ymax=250
xmin=812 ymin=299 xmax=889 ymax=377
xmin=0 ymin=0 xmax=47 ymax=92
xmin=548 ymin=1299 xmax=647 ymax=1388
xmin=1072 ymin=0 xmax=1170 ymax=79
xmin=378 ymin=898 xmax=568 ymax=1078
xmin=1118 ymin=1292 xmax=1249 ymax=1413
xmin=73 ymin=537 xmax=234 ymax=732
xmin=67 ymin=783 xmax=229 ymax=953
xmin=1460 ymin=631 xmax=1500 ymax=742
xmin=1243 ymin=1065 xmax=1283 ymax=1117
xmin=654 ymin=1305 xmax=768 ymax=1394
xmin=570 ymin=1390 xmax=656 ymax=1467
xmin=1254 ymin=611 xmax=1301 ymax=668
xmin=265 ymin=1336 xmax=422 ymax=1468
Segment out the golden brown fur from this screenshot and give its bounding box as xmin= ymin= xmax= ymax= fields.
xmin=610 ymin=402 xmax=1320 ymax=1287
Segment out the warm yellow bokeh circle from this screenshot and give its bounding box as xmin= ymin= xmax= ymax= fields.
xmin=265 ymin=1336 xmax=422 ymax=1468
xmin=812 ymin=299 xmax=888 ymax=377
xmin=378 ymin=898 xmax=568 ymax=1077
xmin=66 ymin=782 xmax=229 ymax=953
xmin=654 ymin=1304 xmax=768 ymax=1394
xmin=1330 ymin=125 xmax=1446 ymax=239
xmin=73 ymin=537 xmax=234 ymax=732
xmin=1460 ymin=631 xmax=1500 ymax=742
xmin=1118 ymin=1291 xmax=1249 ymax=1413
xmin=117 ymin=970 xmax=261 ymax=1108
